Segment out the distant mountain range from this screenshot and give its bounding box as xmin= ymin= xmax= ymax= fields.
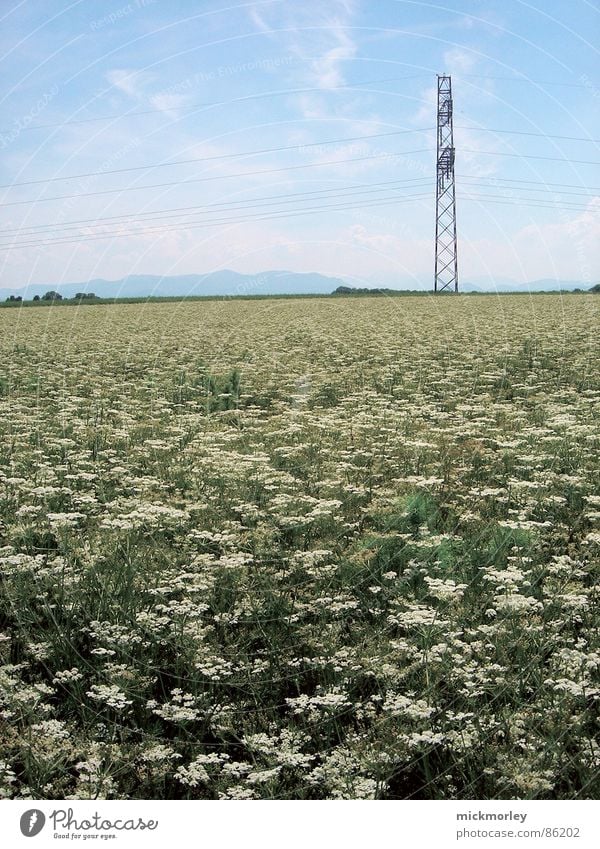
xmin=1 ymin=271 xmax=346 ymax=300
xmin=0 ymin=271 xmax=596 ymax=300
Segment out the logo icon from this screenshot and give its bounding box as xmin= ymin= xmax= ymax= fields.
xmin=20 ymin=810 xmax=46 ymax=837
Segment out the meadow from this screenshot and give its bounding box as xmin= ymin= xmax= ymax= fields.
xmin=0 ymin=293 xmax=598 ymax=800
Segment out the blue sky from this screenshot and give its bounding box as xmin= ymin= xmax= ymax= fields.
xmin=0 ymin=0 xmax=598 ymax=290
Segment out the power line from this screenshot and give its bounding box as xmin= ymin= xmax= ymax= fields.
xmin=456 ymin=126 xmax=600 ymax=143
xmin=3 ymin=186 xmax=592 ymax=253
xmin=3 ymin=175 xmax=595 ymax=241
xmin=2 ymin=173 xmax=595 ymax=241
xmin=0 ymin=74 xmax=430 ymax=135
xmin=459 ymin=192 xmax=592 ymax=210
xmin=3 ymin=73 xmax=597 ymax=138
xmin=2 ymin=183 xmax=594 ymax=253
xmin=0 ymin=177 xmax=434 ymax=235
xmin=456 ymin=174 xmax=600 ymax=191
xmin=455 ymin=73 xmax=599 ymax=89
xmin=459 ymin=194 xmax=594 ymax=213
xmin=0 ymin=180 xmax=433 ymax=238
xmin=0 ymin=127 xmax=435 ymax=190
xmin=457 ymin=180 xmax=594 ymax=197
xmin=4 ymin=123 xmax=598 ymax=192
xmin=461 ymin=148 xmax=599 ymax=165
xmin=0 ymin=192 xmax=433 ymax=252
xmin=3 ymin=145 xmax=598 ymax=211
xmin=3 ymin=147 xmax=597 ymax=213
xmin=0 ymin=186 xmax=433 ymax=246
xmin=4 ymin=173 xmax=595 ymax=233
xmin=0 ymin=148 xmax=433 ymax=207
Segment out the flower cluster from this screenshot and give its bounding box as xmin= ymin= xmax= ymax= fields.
xmin=0 ymin=294 xmax=598 ymax=799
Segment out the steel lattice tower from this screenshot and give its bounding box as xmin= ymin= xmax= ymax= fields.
xmin=434 ymin=75 xmax=458 ymax=293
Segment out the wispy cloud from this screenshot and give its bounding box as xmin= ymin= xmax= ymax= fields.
xmin=149 ymin=92 xmax=191 ymax=114
xmin=107 ymin=68 xmax=198 ymax=116
xmin=309 ymin=20 xmax=357 ymax=89
xmin=412 ymin=82 xmax=437 ymax=126
xmin=442 ymin=47 xmax=478 ymax=74
xmin=106 ymin=68 xmax=156 ymax=100
xmin=456 ymin=9 xmax=506 ymax=37
xmin=247 ymin=0 xmax=359 ymax=90
xmin=248 ymin=6 xmax=272 ymax=34
xmin=1 ymin=0 xmax=593 ymax=288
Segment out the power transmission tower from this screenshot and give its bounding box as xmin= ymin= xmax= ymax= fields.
xmin=434 ymin=75 xmax=458 ymax=293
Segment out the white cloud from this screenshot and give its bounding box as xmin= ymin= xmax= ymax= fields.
xmin=456 ymin=198 xmax=600 ymax=283
xmin=106 ymin=68 xmax=155 ymax=100
xmin=412 ymin=83 xmax=437 ymax=125
xmin=442 ymin=47 xmax=478 ymax=74
xmin=456 ymin=10 xmax=506 ymax=37
xmin=513 ymin=200 xmax=600 ymax=282
xmin=247 ymin=1 xmax=358 ymax=91
xmin=149 ymin=92 xmax=191 ymax=114
xmin=248 ymin=7 xmax=272 ymax=34
xmin=310 ymin=22 xmax=357 ymax=89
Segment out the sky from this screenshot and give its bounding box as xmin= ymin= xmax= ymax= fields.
xmin=0 ymin=0 xmax=598 ymax=291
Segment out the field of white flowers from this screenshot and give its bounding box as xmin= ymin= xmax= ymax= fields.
xmin=0 ymin=294 xmax=598 ymax=800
